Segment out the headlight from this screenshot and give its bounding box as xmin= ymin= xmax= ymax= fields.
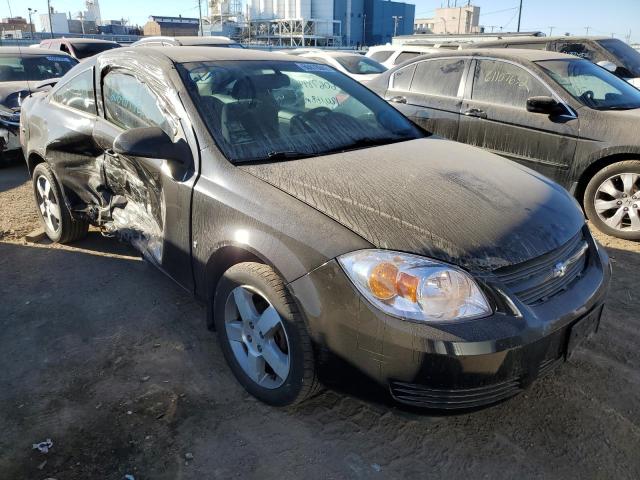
xmin=338 ymin=250 xmax=492 ymax=322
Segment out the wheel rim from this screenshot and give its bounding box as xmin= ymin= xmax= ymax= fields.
xmin=224 ymin=286 xmax=291 ymax=389
xmin=35 ymin=175 xmax=61 ymax=234
xmin=594 ymin=173 xmax=640 ymax=232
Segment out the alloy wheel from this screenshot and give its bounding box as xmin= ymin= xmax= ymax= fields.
xmin=35 ymin=175 xmax=61 ymax=234
xmin=594 ymin=173 xmax=640 ymax=232
xmin=224 ymin=286 xmax=291 ymax=389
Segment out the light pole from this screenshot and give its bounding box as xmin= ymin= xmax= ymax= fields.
xmin=197 ymin=0 xmax=203 ymax=36
xmin=362 ymin=13 xmax=366 ymax=46
xmin=27 ymin=8 xmax=37 ymax=38
xmin=392 ymin=15 xmax=403 ymax=37
xmin=548 ymin=26 xmax=554 ymax=36
xmin=47 ymin=0 xmax=53 ymax=38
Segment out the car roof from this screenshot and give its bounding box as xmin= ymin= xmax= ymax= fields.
xmin=304 ymin=51 xmax=362 ymax=58
xmin=0 ymin=46 xmax=73 ymax=56
xmin=137 ymin=36 xmax=236 ymax=45
xmin=100 ymin=46 xmax=317 ymax=64
xmin=405 ymin=48 xmax=580 ymax=63
xmin=56 ymin=38 xmax=118 ymax=44
xmin=474 ymin=35 xmax=608 ymax=46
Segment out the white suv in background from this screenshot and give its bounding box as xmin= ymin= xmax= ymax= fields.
xmin=365 ymin=45 xmax=444 ymax=68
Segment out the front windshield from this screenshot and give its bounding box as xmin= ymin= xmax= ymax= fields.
xmin=0 ymin=54 xmax=77 ymax=82
xmin=597 ymin=38 xmax=640 ymax=77
xmin=178 ymin=60 xmax=423 ymax=163
xmin=334 ymin=55 xmax=387 ymax=75
xmin=73 ymin=42 xmax=120 ymax=59
xmin=536 ymin=58 xmax=640 ymax=110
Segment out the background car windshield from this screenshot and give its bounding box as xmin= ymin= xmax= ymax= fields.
xmin=335 ymin=55 xmax=387 ymax=75
xmin=596 ymin=38 xmax=640 ymax=77
xmin=0 ymin=54 xmax=77 ymax=81
xmin=178 ymin=60 xmax=423 ymax=163
xmin=536 ymin=59 xmax=640 ymax=110
xmin=72 ymin=43 xmax=120 ymax=59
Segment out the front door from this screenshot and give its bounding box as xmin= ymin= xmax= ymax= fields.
xmin=94 ymin=68 xmax=197 ymax=289
xmin=44 ymin=68 xmax=103 ymax=209
xmin=457 ymin=59 xmax=579 ymax=185
xmin=385 ymin=58 xmax=467 ymax=139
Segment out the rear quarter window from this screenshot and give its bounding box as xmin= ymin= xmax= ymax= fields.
xmin=410 ymin=59 xmax=466 ymax=97
xmin=370 ymin=50 xmax=394 ymax=63
xmin=394 ymin=52 xmax=420 ymax=65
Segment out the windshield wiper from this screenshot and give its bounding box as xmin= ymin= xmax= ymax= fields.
xmin=602 ymin=105 xmax=640 ymax=111
xmin=266 ymin=150 xmax=317 ymax=160
xmin=324 ymin=136 xmax=411 ymax=155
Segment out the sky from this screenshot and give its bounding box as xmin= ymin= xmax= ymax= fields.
xmin=2 ymin=0 xmax=639 ymax=44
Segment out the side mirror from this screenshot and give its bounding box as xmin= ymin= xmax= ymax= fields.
xmin=597 ymin=60 xmax=618 ymax=73
xmin=526 ymin=96 xmax=564 ymax=115
xmin=113 ymin=126 xmax=191 ymax=164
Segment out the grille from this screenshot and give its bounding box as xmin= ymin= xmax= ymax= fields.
xmin=492 ymin=231 xmax=589 ymax=305
xmin=389 ymin=379 xmax=522 ymax=409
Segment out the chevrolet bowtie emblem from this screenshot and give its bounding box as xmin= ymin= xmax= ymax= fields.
xmin=552 ymin=261 xmax=569 ymax=278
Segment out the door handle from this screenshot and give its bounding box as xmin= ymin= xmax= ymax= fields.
xmin=463 ymin=108 xmax=487 ymax=119
xmin=389 ymin=95 xmax=407 ymax=104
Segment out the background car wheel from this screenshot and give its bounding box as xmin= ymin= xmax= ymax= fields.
xmin=584 ymin=160 xmax=640 ymax=240
xmin=32 ymin=163 xmax=89 ymax=243
xmin=213 ymin=262 xmax=320 ymax=406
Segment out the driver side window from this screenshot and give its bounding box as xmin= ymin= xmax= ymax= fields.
xmin=52 ymin=68 xmax=96 ymax=114
xmin=103 ymin=71 xmax=172 ymax=134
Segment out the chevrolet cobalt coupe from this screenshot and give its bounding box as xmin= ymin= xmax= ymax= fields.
xmin=20 ymin=48 xmax=610 ymax=408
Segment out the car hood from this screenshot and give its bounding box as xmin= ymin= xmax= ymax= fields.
xmin=240 ymin=138 xmax=585 ymax=273
xmin=0 ymin=81 xmax=33 ymax=108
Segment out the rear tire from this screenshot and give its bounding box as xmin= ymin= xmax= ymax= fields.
xmin=584 ymin=160 xmax=640 ymax=241
xmin=32 ymin=163 xmax=88 ymax=243
xmin=213 ymin=262 xmax=321 ymax=406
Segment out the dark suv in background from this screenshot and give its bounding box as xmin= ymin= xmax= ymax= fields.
xmin=38 ymin=38 xmax=120 ymax=61
xmin=367 ymin=49 xmax=640 ymax=240
xmin=467 ymin=36 xmax=640 ymax=88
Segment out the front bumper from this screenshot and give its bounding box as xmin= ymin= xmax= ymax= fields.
xmin=289 ymin=237 xmax=611 ymax=409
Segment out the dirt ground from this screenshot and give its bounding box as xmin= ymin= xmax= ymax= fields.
xmin=1 ymin=161 xmax=639 ymax=480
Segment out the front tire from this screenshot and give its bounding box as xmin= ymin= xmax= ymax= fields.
xmin=213 ymin=262 xmax=320 ymax=406
xmin=584 ymin=160 xmax=640 ymax=240
xmin=32 ymin=163 xmax=88 ymax=243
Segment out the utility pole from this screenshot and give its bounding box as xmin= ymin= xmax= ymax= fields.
xmin=548 ymin=26 xmax=554 ymax=36
xmin=516 ymin=0 xmax=523 ymax=32
xmin=584 ymin=26 xmax=590 ymax=35
xmin=47 ymin=0 xmax=53 ymax=38
xmin=27 ymin=8 xmax=37 ymax=38
xmin=392 ymin=15 xmax=403 ymax=37
xmin=197 ymin=0 xmax=203 ymax=36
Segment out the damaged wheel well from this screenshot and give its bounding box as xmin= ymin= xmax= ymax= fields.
xmin=205 ymin=245 xmax=263 ymax=330
xmin=576 ymin=153 xmax=640 ymax=206
xmin=27 ymin=153 xmax=45 ymax=177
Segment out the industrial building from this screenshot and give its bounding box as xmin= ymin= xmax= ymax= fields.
xmin=244 ymin=0 xmax=414 ymax=47
xmin=143 ymin=16 xmax=201 ymax=37
xmin=414 ymin=4 xmax=480 ymax=35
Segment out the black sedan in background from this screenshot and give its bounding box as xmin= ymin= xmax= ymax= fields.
xmin=367 ymin=49 xmax=640 ymax=240
xmin=0 ymin=47 xmax=77 ymax=158
xmin=20 ymin=47 xmax=610 ymax=409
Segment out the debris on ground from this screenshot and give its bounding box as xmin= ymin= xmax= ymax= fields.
xmin=32 ymin=439 xmax=53 ymax=453
xmin=184 ymin=452 xmax=194 ymax=460
xmin=124 ymin=475 xmax=135 ymax=480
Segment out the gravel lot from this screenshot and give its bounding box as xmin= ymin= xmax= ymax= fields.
xmin=1 ymin=161 xmax=639 ymax=479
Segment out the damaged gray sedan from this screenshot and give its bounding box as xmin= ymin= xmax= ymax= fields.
xmin=20 ymin=47 xmax=611 ymax=408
